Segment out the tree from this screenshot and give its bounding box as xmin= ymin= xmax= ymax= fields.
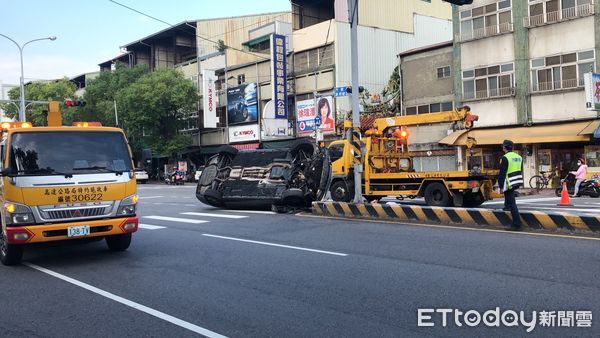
xmin=81 ymin=63 xmax=149 ymax=126
xmin=216 ymin=39 xmax=227 ymax=53
xmin=0 ymin=78 xmax=76 ymax=126
xmin=118 ymin=68 xmax=198 ymax=157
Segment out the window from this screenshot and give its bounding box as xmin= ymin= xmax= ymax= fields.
xmin=405 ymin=102 xmax=452 ymax=115
xmin=525 ymin=0 xmax=594 ymax=26
xmin=437 ymin=66 xmax=451 ymax=79
xmin=530 ymin=49 xmax=595 ymax=92
xmin=293 ymin=44 xmax=334 ymax=74
xmin=459 ymin=0 xmax=512 ymax=41
xmin=462 ymin=62 xmax=514 ymax=100
xmin=237 ymin=74 xmax=245 ymax=85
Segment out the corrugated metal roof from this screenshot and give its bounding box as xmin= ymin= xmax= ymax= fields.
xmin=398 ymin=40 xmax=453 ymax=57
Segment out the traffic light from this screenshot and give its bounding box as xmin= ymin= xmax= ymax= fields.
xmin=65 ymin=99 xmax=86 ymax=107
xmin=443 ymin=0 xmax=473 ymax=5
xmin=346 ymin=86 xmax=365 ymax=94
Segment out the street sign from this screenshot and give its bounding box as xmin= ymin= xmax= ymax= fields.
xmin=314 ymin=115 xmax=321 ymax=127
xmin=335 ymin=86 xmax=349 ymax=97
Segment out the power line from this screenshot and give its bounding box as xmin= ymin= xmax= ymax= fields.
xmin=108 ymin=0 xmax=272 ymax=61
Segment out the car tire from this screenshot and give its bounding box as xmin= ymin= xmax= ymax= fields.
xmin=0 ymin=232 xmax=23 ymax=266
xmin=106 ymin=233 xmax=132 ymax=252
xmin=424 ymin=182 xmax=452 ymax=207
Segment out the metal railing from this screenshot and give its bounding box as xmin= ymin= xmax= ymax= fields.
xmin=532 ymin=78 xmax=582 ymax=92
xmin=458 ymin=22 xmax=513 ymax=42
xmin=523 ymin=3 xmax=594 ymax=27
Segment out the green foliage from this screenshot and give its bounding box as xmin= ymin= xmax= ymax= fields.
xmin=1 ymin=79 xmax=76 ymax=126
xmin=81 ymin=63 xmax=149 ymax=126
xmin=216 ymin=39 xmax=227 ymax=53
xmin=117 ymin=67 xmax=198 ymax=157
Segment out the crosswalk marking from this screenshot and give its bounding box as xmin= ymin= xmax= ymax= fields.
xmin=180 ymin=212 xmax=248 ymax=219
xmin=143 ymin=216 xmax=208 ymax=224
xmin=139 ymin=224 xmax=167 ymax=230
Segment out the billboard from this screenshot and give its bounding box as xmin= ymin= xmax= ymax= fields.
xmin=229 ymin=124 xmax=260 ymax=143
xmin=584 ymin=72 xmax=600 ymax=111
xmin=296 ymin=96 xmax=335 ymax=136
xmin=271 ymin=34 xmax=287 ymax=119
xmin=202 ymin=69 xmax=218 ymax=128
xmin=262 ymin=100 xmax=290 ymax=139
xmin=227 ymin=83 xmax=258 ymax=125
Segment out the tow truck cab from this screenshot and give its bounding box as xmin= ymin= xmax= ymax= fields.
xmin=0 ymin=117 xmax=138 ymax=266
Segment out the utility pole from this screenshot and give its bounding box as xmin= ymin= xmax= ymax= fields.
xmin=114 ymin=99 xmax=119 ymax=126
xmin=348 ymin=0 xmax=363 ymax=203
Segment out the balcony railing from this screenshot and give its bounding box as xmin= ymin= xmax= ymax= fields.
xmin=463 ymin=86 xmax=515 ymax=101
xmin=523 ymin=3 xmax=594 ymax=27
xmin=531 ymin=78 xmax=583 ymax=92
xmin=457 ymin=22 xmax=513 ymax=42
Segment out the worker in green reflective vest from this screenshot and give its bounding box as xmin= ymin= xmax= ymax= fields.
xmin=498 ymin=139 xmax=523 ymax=231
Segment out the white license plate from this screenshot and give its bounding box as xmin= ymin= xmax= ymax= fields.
xmin=67 ymin=225 xmax=90 ymax=237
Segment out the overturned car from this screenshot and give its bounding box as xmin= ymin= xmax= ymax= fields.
xmin=196 ymin=140 xmax=330 ymax=211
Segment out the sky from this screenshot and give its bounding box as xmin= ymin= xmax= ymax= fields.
xmin=0 ymin=0 xmax=291 ymax=85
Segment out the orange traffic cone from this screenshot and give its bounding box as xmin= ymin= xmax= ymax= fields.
xmin=557 ymin=181 xmax=573 ymax=207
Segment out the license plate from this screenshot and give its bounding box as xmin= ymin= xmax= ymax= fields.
xmin=67 ymin=225 xmax=90 ymax=237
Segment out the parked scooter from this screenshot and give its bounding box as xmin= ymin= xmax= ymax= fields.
xmin=554 ymin=173 xmax=600 ymax=198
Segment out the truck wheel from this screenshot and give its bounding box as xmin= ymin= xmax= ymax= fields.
xmin=106 ymin=233 xmax=132 ymax=252
xmin=330 ymin=180 xmax=353 ymax=202
xmin=424 ymin=183 xmax=452 ymax=207
xmin=0 ymin=232 xmax=23 ymax=266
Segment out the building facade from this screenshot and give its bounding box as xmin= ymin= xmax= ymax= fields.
xmin=442 ymin=0 xmax=600 ymax=186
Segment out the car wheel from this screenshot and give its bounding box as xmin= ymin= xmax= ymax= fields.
xmin=106 ymin=233 xmax=132 ymax=252
xmin=0 ymin=232 xmax=23 ymax=266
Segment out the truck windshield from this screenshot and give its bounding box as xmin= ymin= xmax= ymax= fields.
xmin=8 ymin=131 xmax=132 ymax=176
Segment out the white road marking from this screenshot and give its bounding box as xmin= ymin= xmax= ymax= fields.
xmin=202 ymin=234 xmax=348 ymax=256
xmin=483 ymin=197 xmax=560 ymax=205
xmin=181 ymin=212 xmax=248 ymax=219
xmin=519 ymin=207 xmax=600 ymax=213
xmin=227 ymin=210 xmax=276 ymax=215
xmin=144 ymin=216 xmax=208 ymax=224
xmin=139 ymin=224 xmax=167 ymax=230
xmin=24 ymin=263 xmax=227 ymax=338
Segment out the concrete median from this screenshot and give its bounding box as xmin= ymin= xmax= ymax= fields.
xmin=312 ymin=201 xmax=600 ymax=234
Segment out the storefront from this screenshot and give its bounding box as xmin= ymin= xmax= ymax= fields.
xmin=440 ymin=120 xmax=598 ymax=188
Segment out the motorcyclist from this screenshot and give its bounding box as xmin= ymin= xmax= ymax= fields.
xmin=570 ymin=158 xmax=588 ymax=197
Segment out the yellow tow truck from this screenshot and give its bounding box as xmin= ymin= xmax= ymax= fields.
xmin=328 ymin=107 xmax=499 ymax=207
xmin=0 ymin=102 xmax=138 ymax=265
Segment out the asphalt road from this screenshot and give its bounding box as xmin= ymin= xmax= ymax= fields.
xmin=0 ymin=183 xmax=598 ymax=337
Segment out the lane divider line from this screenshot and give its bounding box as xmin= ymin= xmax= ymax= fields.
xmin=24 ymin=263 xmax=227 ymax=338
xmin=180 ymin=212 xmax=248 ymax=219
xmin=138 ymin=196 xmax=164 ymax=200
xmin=202 ymin=234 xmax=348 ymax=256
xmin=139 ymin=224 xmax=167 ymax=230
xmin=144 ymin=216 xmax=208 ymax=224
xmin=227 ymin=210 xmax=276 ymax=215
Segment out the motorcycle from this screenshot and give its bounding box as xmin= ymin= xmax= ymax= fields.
xmin=554 ymin=173 xmax=600 ymax=198
xmin=164 ymin=171 xmax=185 ymax=185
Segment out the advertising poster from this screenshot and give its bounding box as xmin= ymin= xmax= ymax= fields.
xmin=227 ymin=83 xmax=258 ymax=125
xmin=229 ymin=124 xmax=260 ymax=143
xmin=202 ymin=69 xmax=218 ymax=128
xmin=296 ymin=96 xmax=335 ymax=136
xmin=584 ymin=73 xmax=600 ymax=111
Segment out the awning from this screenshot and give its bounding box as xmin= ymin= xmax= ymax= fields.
xmin=578 ymin=120 xmax=600 ymax=135
xmin=440 ymin=120 xmax=594 ymax=146
xmin=261 ymin=137 xmax=313 ymax=149
xmin=231 ymin=143 xmax=260 ymax=150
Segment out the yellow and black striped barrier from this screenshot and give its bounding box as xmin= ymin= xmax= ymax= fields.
xmin=312 ymin=201 xmax=600 ymax=234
